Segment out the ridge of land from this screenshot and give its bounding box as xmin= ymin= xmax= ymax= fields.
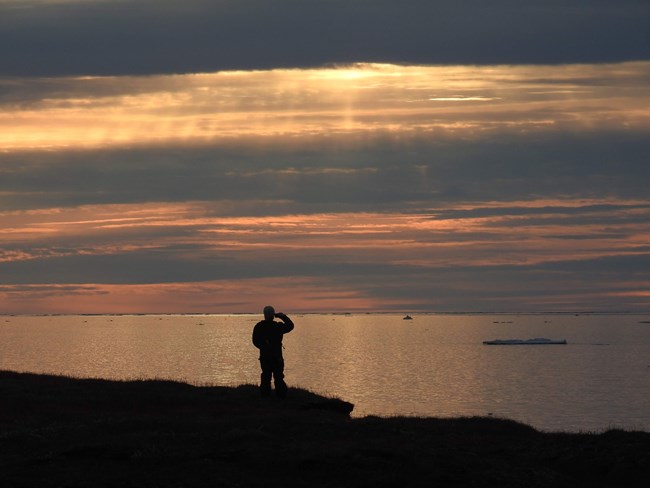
xmin=1 ymin=371 xmax=648 ymax=487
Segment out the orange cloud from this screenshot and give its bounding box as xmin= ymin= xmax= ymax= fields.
xmin=2 ymin=199 xmax=649 ymax=268
xmin=0 ymin=279 xmax=395 ymax=315
xmin=1 ymin=196 xmax=649 ymax=313
xmin=2 ymin=62 xmax=648 ymax=150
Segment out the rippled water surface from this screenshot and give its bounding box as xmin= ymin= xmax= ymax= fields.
xmin=1 ymin=313 xmax=649 ymax=432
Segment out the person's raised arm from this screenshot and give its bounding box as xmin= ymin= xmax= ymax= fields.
xmin=275 ymin=312 xmax=294 ymax=333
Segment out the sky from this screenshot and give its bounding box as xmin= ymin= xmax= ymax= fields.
xmin=1 ymin=0 xmax=649 ymax=313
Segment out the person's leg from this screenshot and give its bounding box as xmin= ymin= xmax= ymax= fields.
xmin=259 ymin=358 xmax=272 ymax=396
xmin=272 ymin=358 xmax=288 ymax=398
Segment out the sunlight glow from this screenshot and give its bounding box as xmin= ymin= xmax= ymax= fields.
xmin=1 ymin=62 xmax=648 ymax=150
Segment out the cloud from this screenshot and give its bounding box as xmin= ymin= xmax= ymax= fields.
xmin=1 ymin=198 xmax=648 ymax=313
xmin=1 ymin=61 xmax=648 ymax=312
xmin=3 ymin=63 xmax=649 ymax=152
xmin=2 ymin=129 xmax=649 ymax=213
xmin=0 ymin=278 xmax=385 ymax=314
xmin=1 ymin=0 xmax=649 ymax=77
xmin=1 ymin=63 xmax=648 ymax=218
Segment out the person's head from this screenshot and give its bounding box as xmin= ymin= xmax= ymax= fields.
xmin=263 ymin=305 xmax=275 ymax=320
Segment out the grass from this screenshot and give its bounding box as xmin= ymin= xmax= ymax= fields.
xmin=1 ymin=370 xmax=649 ymax=487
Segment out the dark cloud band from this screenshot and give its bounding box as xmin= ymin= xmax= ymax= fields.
xmin=1 ymin=0 xmax=649 ymax=77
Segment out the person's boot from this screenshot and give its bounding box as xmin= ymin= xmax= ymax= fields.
xmin=275 ymin=379 xmax=288 ymax=399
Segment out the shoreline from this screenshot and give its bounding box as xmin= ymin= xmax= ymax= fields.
xmin=1 ymin=370 xmax=649 ymax=487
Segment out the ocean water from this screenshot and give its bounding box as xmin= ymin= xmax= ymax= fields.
xmin=1 ymin=313 xmax=648 ymax=433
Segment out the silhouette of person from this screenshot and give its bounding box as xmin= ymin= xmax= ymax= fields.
xmin=252 ymin=305 xmax=294 ymax=398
